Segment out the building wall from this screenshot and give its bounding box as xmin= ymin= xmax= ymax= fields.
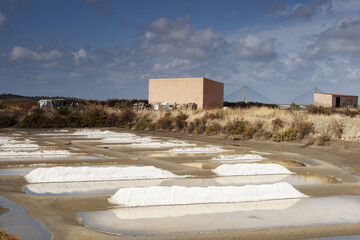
xmin=332 ymin=96 xmax=358 ymax=107
xmin=314 ymin=93 xmax=358 ymax=107
xmin=149 ymin=78 xmax=204 ymax=107
xmin=149 ymin=78 xmax=224 ymax=108
xmin=314 ymin=93 xmax=333 ymax=107
xmin=203 ymin=78 xmax=224 ymax=108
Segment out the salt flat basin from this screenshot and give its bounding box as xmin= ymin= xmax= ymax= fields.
xmin=24 ymin=174 xmax=339 ymax=196
xmin=0 ymin=197 xmax=52 ymax=240
xmin=78 ymin=196 xmax=360 ymax=236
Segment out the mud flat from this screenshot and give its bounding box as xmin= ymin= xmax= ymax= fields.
xmin=1 ymin=128 xmax=360 ymax=240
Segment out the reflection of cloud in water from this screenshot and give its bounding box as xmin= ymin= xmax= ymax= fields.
xmin=25 ymin=179 xmax=165 ymax=196
xmin=111 ymin=198 xmax=300 ymax=219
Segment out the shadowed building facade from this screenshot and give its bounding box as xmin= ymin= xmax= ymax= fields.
xmin=149 ymin=78 xmax=224 ymax=109
xmin=314 ymin=93 xmax=358 ymax=108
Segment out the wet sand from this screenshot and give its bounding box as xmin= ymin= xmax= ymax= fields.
xmin=1 ymin=128 xmax=360 ymax=239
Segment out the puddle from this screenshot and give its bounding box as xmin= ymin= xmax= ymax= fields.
xmin=78 ymin=196 xmax=360 ymax=236
xmin=260 ymin=160 xmax=306 ymax=167
xmin=311 ymin=236 xmax=360 ymax=240
xmin=24 ymin=174 xmax=338 ymax=196
xmin=0 ymin=197 xmax=52 ymax=240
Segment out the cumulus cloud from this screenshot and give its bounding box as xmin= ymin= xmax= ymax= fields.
xmin=10 ymin=46 xmax=63 ymax=61
xmin=72 ymin=48 xmax=96 ymax=65
xmin=0 ymin=11 xmax=6 ymax=28
xmin=234 ymin=34 xmax=276 ymax=60
xmin=136 ymin=17 xmax=227 ymax=60
xmin=303 ymin=15 xmax=360 ymax=58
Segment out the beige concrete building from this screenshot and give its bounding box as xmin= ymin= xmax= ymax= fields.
xmin=149 ymin=77 xmax=224 ymax=108
xmin=314 ymin=93 xmax=358 ymax=108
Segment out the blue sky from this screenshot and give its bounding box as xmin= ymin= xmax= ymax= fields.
xmin=1 ymin=0 xmax=360 ymax=103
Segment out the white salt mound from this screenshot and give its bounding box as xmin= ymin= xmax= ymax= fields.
xmin=25 ymin=166 xmax=180 ymax=183
xmin=211 ymin=154 xmax=265 ymax=161
xmin=108 ymin=182 xmax=307 ymax=207
xmin=212 ymin=163 xmax=292 ymax=176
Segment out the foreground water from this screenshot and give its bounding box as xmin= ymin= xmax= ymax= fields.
xmin=78 ymin=196 xmax=360 ymax=236
xmin=0 ymin=197 xmax=52 ymax=240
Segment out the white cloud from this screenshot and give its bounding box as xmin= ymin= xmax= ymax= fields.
xmin=72 ymin=48 xmax=96 ymax=65
xmin=10 ymin=46 xmax=63 ymax=62
xmin=234 ymin=34 xmax=276 ymax=60
xmin=0 ymin=11 xmax=6 ymax=28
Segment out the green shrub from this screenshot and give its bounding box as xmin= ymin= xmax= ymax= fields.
xmin=273 ymin=127 xmax=297 ymax=142
xmin=134 ymin=118 xmax=155 ymax=130
xmin=66 ymin=112 xmax=84 ymax=127
xmin=0 ymin=113 xmax=16 ymax=128
xmin=0 ymin=102 xmax=6 ymax=109
xmin=56 ymin=106 xmax=71 ymax=116
xmin=225 ymin=119 xmax=246 ymax=135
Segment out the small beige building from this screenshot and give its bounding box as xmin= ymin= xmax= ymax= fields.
xmin=314 ymin=93 xmax=358 ymax=108
xmin=149 ymin=77 xmax=224 ymax=109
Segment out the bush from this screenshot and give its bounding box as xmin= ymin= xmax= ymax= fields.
xmin=331 ymin=120 xmax=342 ymax=139
xmin=272 ymin=118 xmax=284 ymax=131
xmin=0 ymin=227 xmax=19 ymax=240
xmin=174 ymin=112 xmax=188 ymax=130
xmin=306 ymin=105 xmax=332 ymax=115
xmin=66 ymin=112 xmax=84 ymax=127
xmin=105 ymin=113 xmax=119 ymax=127
xmin=133 ymin=118 xmax=155 ymax=130
xmin=0 ymin=102 xmax=6 ymax=109
xmin=344 ymin=108 xmax=357 ymax=118
xmin=156 ymin=112 xmax=174 ymax=130
xmin=295 ymin=121 xmax=313 ymax=139
xmin=225 ymin=119 xmax=246 ymax=135
xmin=119 ymin=109 xmax=136 ymax=127
xmin=22 ymin=109 xmax=52 ymax=128
xmin=205 ymin=123 xmax=222 ymax=136
xmin=56 ymin=106 xmax=71 ymax=116
xmin=272 ymin=127 xmax=297 ymax=142
xmin=83 ymin=109 xmax=108 ymax=127
xmin=0 ymin=113 xmax=16 ymax=128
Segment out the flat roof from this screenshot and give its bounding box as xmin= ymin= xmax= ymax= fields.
xmin=314 ymin=93 xmax=358 ymax=97
xmin=149 ymin=77 xmax=223 ymax=84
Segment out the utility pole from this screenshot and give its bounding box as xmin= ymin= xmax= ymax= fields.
xmin=244 ymin=85 xmax=247 ymax=103
xmin=315 ymin=85 xmax=318 ymax=93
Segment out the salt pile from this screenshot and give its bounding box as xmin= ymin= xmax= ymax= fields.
xmin=0 ymin=150 xmax=72 ymax=157
xmin=250 ymin=150 xmax=271 ymax=155
xmin=212 ymin=163 xmax=292 ymax=176
xmin=0 ymin=143 xmax=39 ymax=148
xmin=211 ymin=154 xmax=265 ymax=162
xmin=111 ymin=198 xmax=300 ymax=219
xmin=167 ymin=145 xmax=230 ymax=154
xmin=108 ymin=182 xmax=307 ymax=207
xmin=25 ymin=166 xmax=180 ymax=183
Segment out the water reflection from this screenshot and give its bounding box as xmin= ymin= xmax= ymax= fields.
xmin=78 ymin=196 xmax=360 ymax=236
xmin=0 ymin=197 xmax=52 ymax=240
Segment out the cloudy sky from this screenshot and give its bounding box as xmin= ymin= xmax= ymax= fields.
xmin=1 ymin=0 xmax=360 ymax=103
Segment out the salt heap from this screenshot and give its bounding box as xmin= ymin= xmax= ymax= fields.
xmin=212 ymin=163 xmax=292 ymax=176
xmin=108 ymin=182 xmax=307 ymax=207
xmin=25 ymin=166 xmax=180 ymax=183
xmin=0 ymin=150 xmax=72 ymax=157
